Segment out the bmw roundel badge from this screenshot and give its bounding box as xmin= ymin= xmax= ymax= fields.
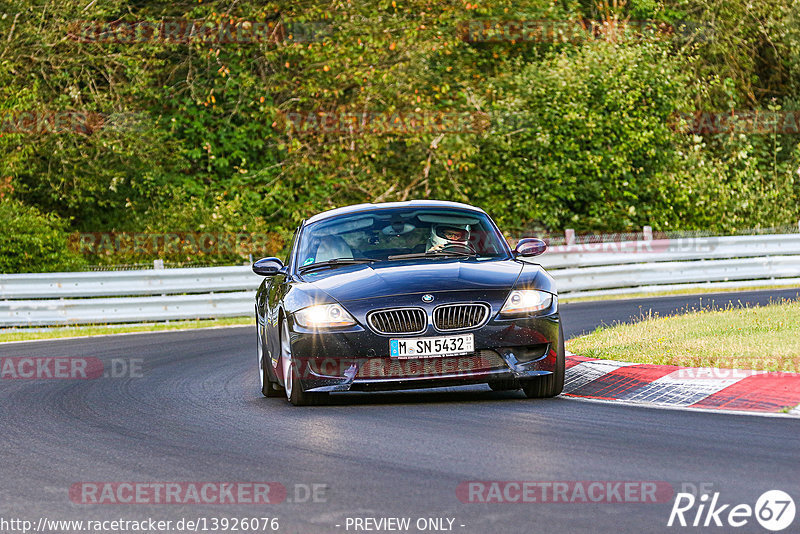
xmin=422 ymin=294 xmax=434 ymax=303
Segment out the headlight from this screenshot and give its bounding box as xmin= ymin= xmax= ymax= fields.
xmin=499 ymin=290 xmax=553 ymax=316
xmin=294 ymin=304 xmax=357 ymax=328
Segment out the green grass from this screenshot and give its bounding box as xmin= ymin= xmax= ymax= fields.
xmin=0 ymin=317 xmax=252 ymax=343
xmin=566 ymin=299 xmax=800 ymax=373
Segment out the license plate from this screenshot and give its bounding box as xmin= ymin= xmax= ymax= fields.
xmin=389 ymin=334 xmax=474 ymax=358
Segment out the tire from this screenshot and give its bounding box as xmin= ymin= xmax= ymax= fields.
xmin=258 ymin=322 xmax=283 ymax=397
xmin=262 ymin=368 xmax=284 ymax=397
xmin=281 ymin=320 xmax=328 ymax=406
xmin=522 ymin=323 xmax=565 ymax=399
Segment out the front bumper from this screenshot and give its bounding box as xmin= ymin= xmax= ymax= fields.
xmin=288 ymin=291 xmax=560 ymax=393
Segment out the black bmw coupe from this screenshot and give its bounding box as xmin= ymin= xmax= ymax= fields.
xmin=253 ymin=200 xmax=563 ymax=405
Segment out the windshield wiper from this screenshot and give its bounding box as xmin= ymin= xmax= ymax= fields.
xmin=298 ymin=258 xmax=376 ymax=273
xmin=387 ymin=251 xmax=478 ymax=260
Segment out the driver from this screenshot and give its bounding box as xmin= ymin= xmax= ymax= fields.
xmin=426 ymin=223 xmax=471 ymax=252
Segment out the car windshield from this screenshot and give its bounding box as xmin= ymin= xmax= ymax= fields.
xmin=295 ymin=207 xmax=509 ymax=268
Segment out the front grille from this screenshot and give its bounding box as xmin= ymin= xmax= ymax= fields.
xmin=368 ymin=308 xmax=427 ymax=335
xmin=356 ymin=350 xmax=507 ymax=379
xmin=433 ymin=303 xmax=490 ymax=331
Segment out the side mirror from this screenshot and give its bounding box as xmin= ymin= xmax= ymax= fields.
xmin=514 ymin=238 xmax=547 ymax=258
xmin=252 ymin=257 xmax=284 ymax=276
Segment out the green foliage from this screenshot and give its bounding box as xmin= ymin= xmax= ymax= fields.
xmin=466 ymin=37 xmax=697 ymax=233
xmin=0 ymin=0 xmax=798 ymax=271
xmin=0 ymin=200 xmax=86 ymax=273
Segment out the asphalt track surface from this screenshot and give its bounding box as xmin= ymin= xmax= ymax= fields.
xmin=1 ymin=288 xmax=799 ymax=534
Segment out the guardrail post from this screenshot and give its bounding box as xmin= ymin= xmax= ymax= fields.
xmin=643 ymin=226 xmax=653 ymax=241
xmin=565 ymin=228 xmax=575 ymax=246
xmin=153 ymin=259 xmax=164 ymax=270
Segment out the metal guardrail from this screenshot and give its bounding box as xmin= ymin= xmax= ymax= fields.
xmin=1 ymin=233 xmax=799 ymax=326
xmin=0 ymin=266 xmax=260 ymax=299
xmin=549 ymin=255 xmax=800 ymax=294
xmin=2 ymin=292 xmax=254 ymax=327
xmin=0 ymin=266 xmax=260 ymax=326
xmin=537 ymin=233 xmax=800 ymax=298
xmin=536 ymin=234 xmax=800 ymax=269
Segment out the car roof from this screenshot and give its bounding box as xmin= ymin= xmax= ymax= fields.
xmin=304 ymin=200 xmax=487 ymax=225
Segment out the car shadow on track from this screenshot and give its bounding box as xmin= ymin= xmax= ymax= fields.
xmin=251 ymin=386 xmax=571 ymax=407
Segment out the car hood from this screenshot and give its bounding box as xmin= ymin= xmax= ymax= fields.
xmin=300 ymin=259 xmax=535 ymax=302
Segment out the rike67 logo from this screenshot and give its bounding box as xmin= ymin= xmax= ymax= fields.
xmin=668 ymin=490 xmax=795 ymax=531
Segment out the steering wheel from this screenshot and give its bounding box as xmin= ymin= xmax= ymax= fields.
xmin=441 ymin=242 xmax=478 ymax=254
